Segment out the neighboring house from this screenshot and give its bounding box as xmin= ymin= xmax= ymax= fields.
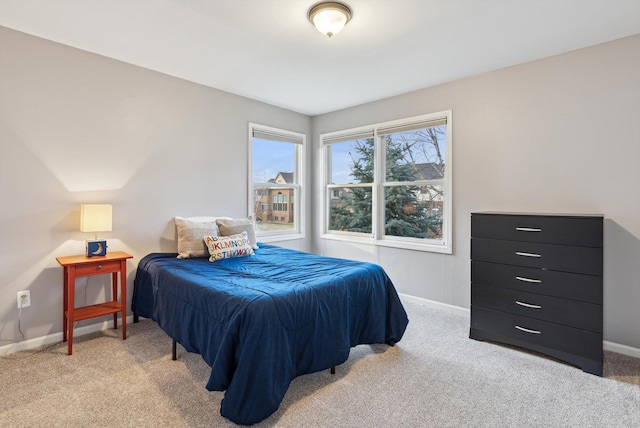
xmin=414 ymin=162 xmax=444 ymax=181
xmin=254 ymin=172 xmax=295 ymax=224
xmin=414 ymin=162 xmax=444 ymax=216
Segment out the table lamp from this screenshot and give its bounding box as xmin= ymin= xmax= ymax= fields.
xmin=80 ymin=204 xmax=112 ymax=257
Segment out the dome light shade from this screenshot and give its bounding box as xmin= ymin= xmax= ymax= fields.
xmin=309 ymin=2 xmax=352 ymax=38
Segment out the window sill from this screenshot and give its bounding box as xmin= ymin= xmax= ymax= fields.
xmin=257 ymin=232 xmax=305 ymax=244
xmin=321 ymin=233 xmax=451 ymax=254
xmin=320 ymin=233 xmax=374 ymax=245
xmin=375 ymin=238 xmax=452 ymax=254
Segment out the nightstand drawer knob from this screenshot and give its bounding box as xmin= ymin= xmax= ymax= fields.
xmin=515 ymin=325 xmax=541 ymax=334
xmin=516 ymin=227 xmax=542 ymax=232
xmin=516 ymin=300 xmax=542 ymax=309
xmin=97 ymin=265 xmax=102 ymax=270
xmin=515 ymin=276 xmax=541 ymax=283
xmin=516 ymin=251 xmax=542 ymax=258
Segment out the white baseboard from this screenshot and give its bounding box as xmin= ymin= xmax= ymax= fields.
xmin=398 ymin=293 xmax=640 ymax=359
xmin=0 ymin=315 xmax=136 ymax=357
xmin=399 ymin=293 xmax=470 ymax=317
xmin=3 ymin=301 xmax=639 ymax=361
xmin=603 ymin=341 xmax=640 ymax=359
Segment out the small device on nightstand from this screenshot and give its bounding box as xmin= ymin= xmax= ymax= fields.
xmin=86 ymin=240 xmax=107 ymax=256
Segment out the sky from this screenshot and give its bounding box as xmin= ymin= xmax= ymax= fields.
xmin=250 ymin=138 xmax=360 ymax=185
xmin=252 ymin=128 xmax=446 ymax=184
xmin=251 ymin=138 xmax=295 ymax=183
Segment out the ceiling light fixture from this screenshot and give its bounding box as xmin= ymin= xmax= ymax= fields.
xmin=309 ymin=2 xmax=352 ymax=38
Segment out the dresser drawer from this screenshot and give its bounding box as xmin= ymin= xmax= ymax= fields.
xmin=471 ymin=261 xmax=601 ymax=304
xmin=472 ymin=238 xmax=603 ymax=276
xmin=74 ymin=260 xmax=121 ymax=276
xmin=470 ymin=307 xmax=602 ymax=361
xmin=472 ymin=283 xmax=602 ymax=332
xmin=471 ymin=213 xmax=603 ymax=247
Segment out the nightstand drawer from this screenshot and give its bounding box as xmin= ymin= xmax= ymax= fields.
xmin=75 ymin=260 xmax=121 ymax=276
xmin=471 ymin=261 xmax=602 ymax=304
xmin=472 ymin=283 xmax=602 ymax=332
xmin=471 ymin=213 xmax=603 ymax=247
xmin=471 ymin=238 xmax=602 ymax=275
xmin=470 ymin=307 xmax=602 ymax=361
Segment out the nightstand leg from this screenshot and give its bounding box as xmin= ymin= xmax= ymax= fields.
xmin=62 ymin=267 xmax=68 ymax=343
xmin=67 ymin=267 xmax=76 ymax=355
xmin=121 ymin=261 xmax=127 ymax=341
xmin=112 ymin=272 xmax=118 ymax=330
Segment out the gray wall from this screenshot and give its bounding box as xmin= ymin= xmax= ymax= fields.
xmin=1 ymin=26 xmax=638 ymax=350
xmin=0 ymin=27 xmax=311 ymax=343
xmin=311 ymin=35 xmax=640 ymax=349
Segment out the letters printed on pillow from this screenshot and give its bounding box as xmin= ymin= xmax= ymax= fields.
xmin=204 ymin=231 xmax=255 ymax=262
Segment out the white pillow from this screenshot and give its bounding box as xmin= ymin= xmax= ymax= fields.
xmin=174 ymin=216 xmax=220 ymax=259
xmin=204 ymin=232 xmax=255 ymax=262
xmin=216 ymin=218 xmax=259 ymax=249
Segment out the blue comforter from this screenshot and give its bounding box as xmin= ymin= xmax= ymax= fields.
xmin=132 ymin=244 xmax=408 ymax=425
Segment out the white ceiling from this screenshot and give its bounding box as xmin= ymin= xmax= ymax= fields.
xmin=1 ymin=0 xmax=639 ymax=116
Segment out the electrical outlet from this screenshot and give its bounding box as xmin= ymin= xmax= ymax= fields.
xmin=17 ymin=290 xmax=31 ymax=308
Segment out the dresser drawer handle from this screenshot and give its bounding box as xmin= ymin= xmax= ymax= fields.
xmin=515 ymin=251 xmax=541 ymax=258
xmin=515 ymin=325 xmax=541 ymax=334
xmin=515 ymin=276 xmax=541 ymax=283
xmin=516 ymin=227 xmax=542 ymax=232
xmin=97 ymin=265 xmax=102 ymax=270
xmin=516 ymin=300 xmax=542 ymax=309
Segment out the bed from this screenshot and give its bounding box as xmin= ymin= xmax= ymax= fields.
xmin=132 ymin=243 xmax=408 ymax=425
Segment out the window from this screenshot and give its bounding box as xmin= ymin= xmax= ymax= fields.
xmin=249 ymin=123 xmax=305 ymax=240
xmin=322 ymin=111 xmax=452 ymax=253
xmin=326 ymin=135 xmax=374 ymax=234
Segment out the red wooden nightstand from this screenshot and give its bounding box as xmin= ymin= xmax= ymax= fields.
xmin=56 ymin=251 xmax=133 ymax=355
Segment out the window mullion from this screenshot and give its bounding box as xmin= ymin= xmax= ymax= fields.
xmin=383 ymin=180 xmax=443 ymax=187
xmin=373 ymin=134 xmax=384 ymax=241
xmin=327 ymin=183 xmax=371 ymax=189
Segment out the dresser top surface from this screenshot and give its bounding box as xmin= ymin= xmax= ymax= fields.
xmin=472 ymin=212 xmax=604 ymax=218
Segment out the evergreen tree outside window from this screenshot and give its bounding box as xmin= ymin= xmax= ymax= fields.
xmin=327 ymin=137 xmax=374 ymax=234
xmin=322 ymin=111 xmax=452 ymax=253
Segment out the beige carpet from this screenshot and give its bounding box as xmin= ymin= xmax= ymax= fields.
xmin=1 ymin=300 xmax=639 ymax=427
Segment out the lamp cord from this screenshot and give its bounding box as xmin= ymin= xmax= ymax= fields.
xmin=17 ymin=306 xmax=25 ymax=341
xmin=0 ymin=306 xmax=27 ymax=357
xmin=2 ymin=298 xmax=62 ymax=358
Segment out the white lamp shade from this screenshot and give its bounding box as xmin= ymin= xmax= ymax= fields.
xmin=80 ymin=204 xmax=112 ymax=233
xmin=310 ymin=2 xmax=351 ymax=38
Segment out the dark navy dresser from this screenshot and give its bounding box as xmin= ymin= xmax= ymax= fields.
xmin=470 ymin=212 xmax=604 ymax=376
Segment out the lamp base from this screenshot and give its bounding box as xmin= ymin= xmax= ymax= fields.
xmin=86 ymin=240 xmax=107 ymax=257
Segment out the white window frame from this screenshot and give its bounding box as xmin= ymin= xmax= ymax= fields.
xmin=321 ymin=111 xmax=452 ymax=254
xmin=248 ymin=123 xmax=305 ymax=242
